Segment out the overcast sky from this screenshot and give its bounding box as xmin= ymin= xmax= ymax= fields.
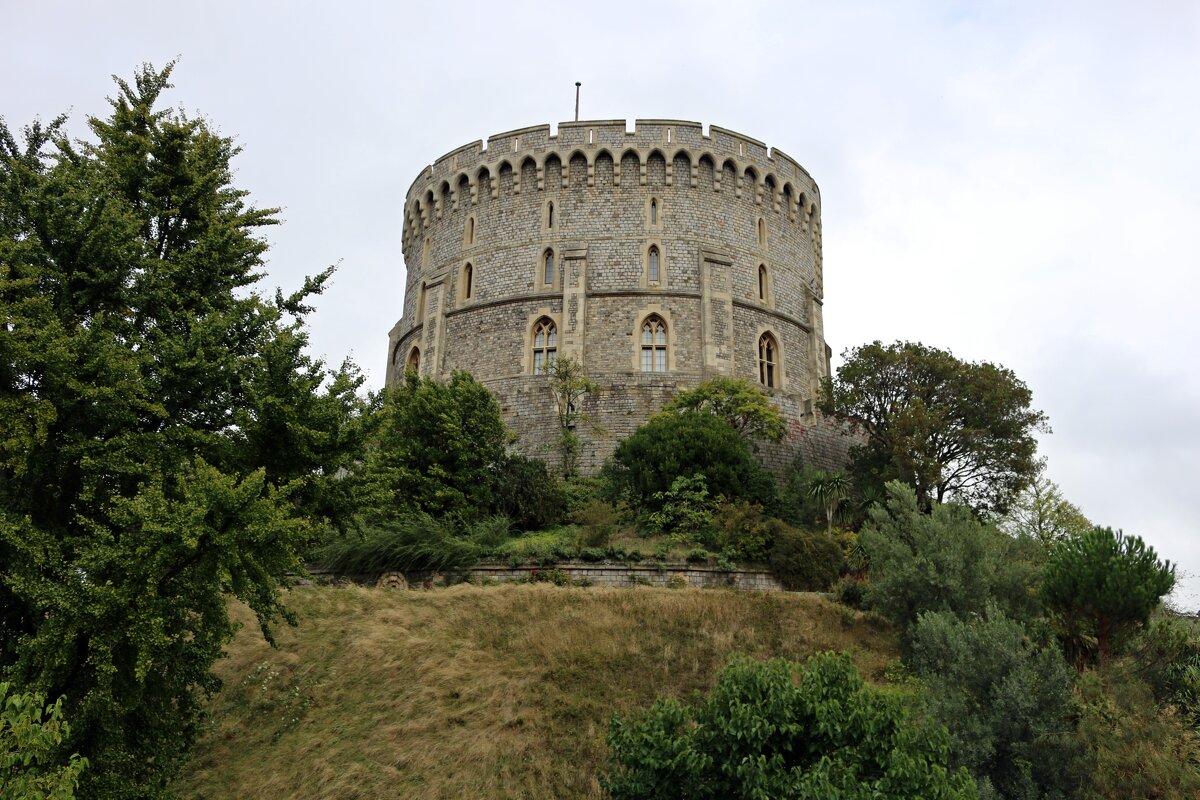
xmin=6 ymin=0 xmax=1199 ymax=608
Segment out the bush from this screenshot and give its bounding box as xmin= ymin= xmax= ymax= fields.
xmin=492 ymin=453 xmax=566 ymax=531
xmin=0 ymin=682 xmax=89 ymax=800
xmin=769 ymin=525 xmax=844 ymax=590
xmin=1075 ymin=667 xmax=1200 ymax=800
xmin=563 ymin=476 xmax=606 ymax=520
xmin=1133 ymin=617 xmax=1200 ymax=732
xmin=574 ymin=499 xmax=617 ymax=548
xmin=316 ymin=515 xmax=481 ymax=574
xmin=834 ymin=575 xmax=868 ymax=608
xmin=859 ymin=481 xmax=1043 ymax=633
xmin=600 ymin=413 xmax=776 ymax=514
xmin=602 ymin=653 xmax=978 ymax=799
xmin=642 ymin=474 xmax=716 ymax=543
xmin=906 ymin=610 xmax=1084 ymax=800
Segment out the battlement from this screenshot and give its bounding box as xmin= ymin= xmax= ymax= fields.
xmin=402 ymin=120 xmax=820 ymax=254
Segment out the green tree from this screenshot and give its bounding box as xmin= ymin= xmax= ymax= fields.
xmin=0 ymin=64 xmax=363 ymax=797
xmin=997 ymin=459 xmax=1092 ymax=547
xmin=1 ymin=683 xmax=87 ymax=800
xmin=1043 ymin=527 xmax=1175 ymax=666
xmin=660 ymin=375 xmax=787 ymax=443
xmin=906 ymin=611 xmax=1084 ymax=800
xmin=544 ymin=356 xmax=597 ymax=477
xmin=859 ymin=482 xmax=1043 ymax=632
xmin=602 ymin=653 xmax=978 ymax=799
xmin=361 ymin=370 xmax=509 ymax=521
xmin=600 ymin=413 xmax=776 ymax=514
xmin=819 ymin=341 xmax=1048 ymax=515
xmin=806 ymin=468 xmax=852 ymax=535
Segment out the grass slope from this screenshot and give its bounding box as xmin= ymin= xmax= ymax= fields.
xmin=176 ymin=584 xmax=898 ymax=799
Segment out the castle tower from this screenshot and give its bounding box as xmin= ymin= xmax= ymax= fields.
xmin=388 ymin=120 xmax=833 ymax=473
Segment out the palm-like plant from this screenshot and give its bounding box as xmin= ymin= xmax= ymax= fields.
xmin=806 ymin=469 xmax=852 ymax=535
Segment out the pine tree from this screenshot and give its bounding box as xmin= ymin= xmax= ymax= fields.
xmin=0 ymin=63 xmax=366 ymax=798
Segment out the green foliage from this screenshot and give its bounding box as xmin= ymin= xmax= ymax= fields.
xmin=1074 ymin=667 xmax=1200 ymax=800
xmin=859 ymin=482 xmax=1043 ymax=632
xmin=660 ymin=375 xmax=787 ymax=443
xmin=769 ymin=525 xmax=845 ymax=591
xmin=643 ymin=474 xmax=716 ymax=543
xmin=362 ymin=370 xmax=508 ymax=521
xmin=834 ymin=576 xmax=868 ymax=609
xmin=709 ymin=500 xmax=775 ymax=562
xmin=1 ymin=683 xmax=87 ymax=800
xmin=574 ymin=500 xmax=617 ymax=548
xmin=492 ymin=454 xmax=566 ymax=531
xmin=820 ymin=340 xmax=1048 ymax=515
xmin=806 ymin=469 xmax=852 ymax=535
xmin=601 ymin=413 xmax=775 ymax=514
xmin=563 ymin=476 xmax=606 ymax=520
xmin=314 ymin=514 xmax=482 ymax=574
xmin=1043 ymin=527 xmax=1175 ymax=666
xmin=602 ymin=653 xmax=978 ymax=799
xmin=1131 ymin=617 xmax=1200 ymax=732
xmin=0 ymin=64 xmax=364 ymax=798
xmin=543 ymin=356 xmax=598 ymax=477
xmin=906 ymin=611 xmax=1084 ymax=800
xmin=997 ymin=459 xmax=1092 ymax=548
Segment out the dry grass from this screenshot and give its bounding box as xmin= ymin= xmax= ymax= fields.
xmin=174 ymin=584 xmax=898 ymax=799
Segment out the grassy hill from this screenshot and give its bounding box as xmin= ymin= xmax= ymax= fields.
xmin=174 ymin=584 xmax=898 ymax=799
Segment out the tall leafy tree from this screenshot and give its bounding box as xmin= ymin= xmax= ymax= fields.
xmin=996 ymin=458 xmax=1092 ymax=547
xmin=0 ymin=64 xmax=366 ymax=797
xmin=819 ymin=340 xmax=1048 ymax=515
xmin=660 ymin=375 xmax=787 ymax=443
xmin=1043 ymin=527 xmax=1175 ymax=666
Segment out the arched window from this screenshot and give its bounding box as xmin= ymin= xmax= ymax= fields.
xmin=416 ymin=282 xmax=426 ymax=322
xmin=466 ymin=217 xmax=475 ymax=245
xmin=547 ymin=201 xmax=555 ymax=229
xmin=648 ymin=246 xmax=660 ymax=284
xmin=463 ymin=263 xmax=473 ymax=300
xmin=650 ymin=198 xmax=658 ymax=225
xmin=407 ymin=347 xmax=420 ymax=373
xmin=757 ymin=217 xmax=767 ymax=248
xmin=532 ymin=318 xmax=557 ymax=374
xmin=543 ymin=250 xmax=555 ymax=287
xmin=758 ymin=264 xmax=768 ymax=301
xmin=641 ymin=316 xmax=667 ymax=373
xmin=758 ymin=333 xmax=778 ymax=388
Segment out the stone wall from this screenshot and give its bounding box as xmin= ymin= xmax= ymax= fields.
xmin=387 ymin=120 xmax=839 ymax=475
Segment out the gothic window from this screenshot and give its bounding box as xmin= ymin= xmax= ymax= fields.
xmin=543 ymin=250 xmax=555 ymax=287
xmin=466 ymin=216 xmax=475 ymax=245
xmin=650 ymin=198 xmax=658 ymax=225
xmin=462 ymin=263 xmax=473 ymax=300
xmin=758 ymin=332 xmax=778 ymax=388
xmin=649 ymin=246 xmax=660 ymax=284
xmin=407 ymin=347 xmax=420 ymax=373
xmin=547 ymin=201 xmax=555 ymax=229
xmin=757 ymin=217 xmax=767 ymax=248
xmin=641 ymin=316 xmax=667 ymax=373
xmin=416 ymin=282 xmax=426 ymax=322
xmin=532 ymin=318 xmax=557 ymax=374
xmin=758 ymin=264 xmax=768 ymax=301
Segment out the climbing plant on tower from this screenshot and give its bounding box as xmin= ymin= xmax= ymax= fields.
xmin=0 ymin=63 xmax=367 ymax=798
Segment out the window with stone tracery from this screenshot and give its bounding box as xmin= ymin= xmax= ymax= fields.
xmin=641 ymin=316 xmax=667 ymax=373
xmin=532 ymin=318 xmax=557 ymax=374
xmin=758 ymin=332 xmax=778 ymax=388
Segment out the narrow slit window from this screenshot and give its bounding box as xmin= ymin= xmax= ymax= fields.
xmin=464 ymin=263 xmax=473 ymax=300
xmin=533 ymin=318 xmax=557 ymax=374
xmin=466 ymin=217 xmax=475 ymax=245
xmin=758 ymin=265 xmax=767 ymax=301
xmin=757 ymin=218 xmax=766 ymax=248
xmin=758 ymin=333 xmax=778 ymax=388
xmin=650 ymin=198 xmax=657 ymax=225
xmin=543 ymin=250 xmax=555 ymax=286
xmin=417 ymin=283 xmax=426 ymax=322
xmin=641 ymin=316 xmax=667 ymax=373
xmin=547 ymin=202 xmax=554 ymax=229
xmin=648 ymin=247 xmax=660 ymax=284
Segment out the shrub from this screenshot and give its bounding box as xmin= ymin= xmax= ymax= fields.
xmin=906 ymin=610 xmax=1084 ymax=800
xmin=834 ymin=575 xmax=868 ymax=608
xmin=0 ymin=682 xmax=89 ymax=800
xmin=467 ymin=515 xmax=514 ymax=550
xmin=642 ymin=474 xmax=715 ymax=543
xmin=708 ymin=500 xmax=776 ymax=562
xmin=685 ymin=548 xmax=711 ymax=564
xmin=602 ymin=653 xmax=978 ymax=799
xmin=1133 ymin=617 xmax=1200 ymax=731
xmin=574 ymin=499 xmax=617 ymax=547
xmin=600 ymin=413 xmax=776 ymax=514
xmin=563 ymin=475 xmax=607 ymax=520
xmin=859 ymin=481 xmax=1042 ymax=633
xmin=1075 ymin=667 xmax=1200 ymax=800
xmin=315 ymin=515 xmax=481 ymax=574
xmin=769 ymin=524 xmax=844 ymax=591
xmin=491 ymin=454 xmax=566 ymax=531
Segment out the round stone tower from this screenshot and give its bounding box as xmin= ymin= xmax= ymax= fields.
xmin=387 ymin=120 xmax=835 ymax=473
